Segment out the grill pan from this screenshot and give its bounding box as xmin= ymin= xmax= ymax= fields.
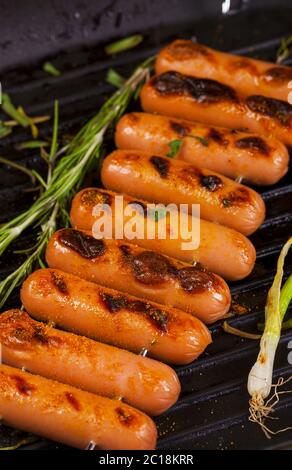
xmin=0 ymin=0 xmax=291 ymax=450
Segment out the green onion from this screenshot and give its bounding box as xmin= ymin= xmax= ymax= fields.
xmin=278 ymin=273 xmax=292 ymax=320
xmin=0 ymin=56 xmax=154 ymax=307
xmin=43 ymin=61 xmax=61 ymax=77
xmin=105 ymin=34 xmax=143 ymax=55
xmin=106 ymin=68 xmax=125 ymax=88
xmin=16 ymin=140 xmax=49 ymax=150
xmin=258 ymin=274 xmax=292 ymax=332
xmin=248 ymin=237 xmax=292 ymax=425
xmin=2 ymin=94 xmax=30 ymax=127
xmin=166 ymin=139 xmax=182 ymax=158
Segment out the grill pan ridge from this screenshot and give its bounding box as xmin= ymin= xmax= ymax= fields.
xmin=0 ymin=0 xmax=291 ymax=450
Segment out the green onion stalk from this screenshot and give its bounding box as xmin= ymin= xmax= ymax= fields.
xmin=0 ymin=56 xmax=154 ymax=307
xmin=248 ymin=237 xmax=292 ymax=433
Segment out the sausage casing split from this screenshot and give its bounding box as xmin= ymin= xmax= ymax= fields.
xmin=156 ymin=39 xmax=292 ymax=102
xmin=0 ymin=364 xmax=157 ymax=449
xmin=101 ymin=149 xmax=265 ymax=236
xmin=115 ymin=112 xmax=289 ymax=185
xmin=46 ymin=228 xmax=231 ymax=323
xmin=21 ymin=268 xmax=211 ymax=365
xmin=70 ymin=187 xmax=256 ymax=280
xmin=140 ymin=71 xmax=292 ymax=146
xmin=0 ymin=309 xmax=181 ymax=415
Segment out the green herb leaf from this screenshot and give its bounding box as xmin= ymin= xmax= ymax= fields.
xmin=188 ymin=134 xmax=209 ymax=147
xmin=106 ymin=68 xmax=125 ymax=88
xmin=166 ymin=139 xmax=182 ymax=158
xmin=16 ymin=140 xmax=49 ymax=150
xmin=105 ymin=35 xmax=143 ymax=55
xmin=1 ymin=94 xmax=30 ymax=127
xmin=43 ymin=61 xmax=61 ymax=77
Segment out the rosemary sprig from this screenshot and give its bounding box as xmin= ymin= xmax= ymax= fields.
xmin=0 ymin=56 xmax=154 ymax=307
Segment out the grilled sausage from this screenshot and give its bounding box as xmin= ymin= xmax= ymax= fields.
xmin=156 ymin=39 xmax=292 ymax=102
xmin=115 ymin=112 xmax=289 ymax=185
xmin=0 ymin=309 xmax=180 ymax=415
xmin=0 ymin=364 xmax=157 ymax=449
xmin=46 ymin=228 xmax=231 ymax=323
xmin=70 ymin=187 xmax=256 ymax=280
xmin=21 ymin=268 xmax=211 ymax=365
xmin=101 ymin=149 xmax=265 ymax=235
xmin=140 ymin=71 xmax=292 ymax=146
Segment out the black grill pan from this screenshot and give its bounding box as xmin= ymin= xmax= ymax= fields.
xmin=0 ymin=0 xmax=291 ymax=451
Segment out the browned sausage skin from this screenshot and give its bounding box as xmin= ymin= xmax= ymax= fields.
xmin=21 ymin=269 xmax=211 ymax=365
xmin=115 ymin=113 xmax=289 ymax=185
xmin=156 ymin=40 xmax=292 ymax=102
xmin=101 ymin=149 xmax=265 ymax=236
xmin=0 ymin=364 xmax=157 ymax=449
xmin=70 ymin=187 xmax=256 ymax=281
xmin=46 ymin=228 xmax=231 ymax=323
xmin=0 ymin=309 xmax=181 ymax=415
xmin=140 ymin=71 xmax=292 ymax=146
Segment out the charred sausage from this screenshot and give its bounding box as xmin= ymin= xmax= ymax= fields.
xmin=0 ymin=364 xmax=157 ymax=449
xmin=70 ymin=188 xmax=256 ymax=280
xmin=156 ymin=40 xmax=292 ymax=102
xmin=21 ymin=268 xmax=211 ymax=365
xmin=140 ymin=71 xmax=292 ymax=146
xmin=46 ymin=228 xmax=231 ymax=323
xmin=115 ymin=112 xmax=289 ymax=185
xmin=101 ymin=149 xmax=265 ymax=235
xmin=0 ymin=309 xmax=180 ymax=415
